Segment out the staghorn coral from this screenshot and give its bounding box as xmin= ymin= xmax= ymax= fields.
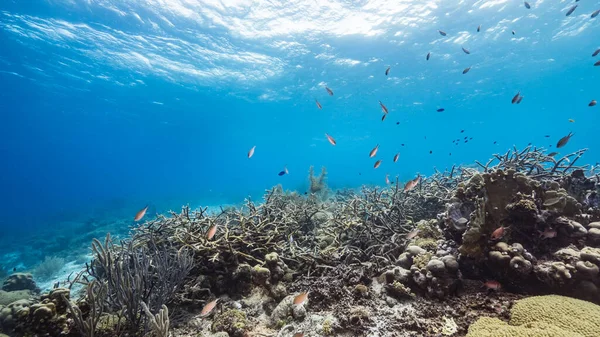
xmin=308 ymin=166 xmax=328 ymax=198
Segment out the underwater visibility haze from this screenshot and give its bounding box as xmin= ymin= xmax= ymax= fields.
xmin=0 ymin=0 xmax=600 ymax=336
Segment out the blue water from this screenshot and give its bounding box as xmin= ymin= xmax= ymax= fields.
xmin=0 ymin=0 xmax=599 ymax=243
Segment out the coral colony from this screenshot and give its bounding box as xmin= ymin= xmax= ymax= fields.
xmin=1 ymin=146 xmax=600 ymax=336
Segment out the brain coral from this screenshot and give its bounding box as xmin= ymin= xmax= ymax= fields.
xmin=466 ymin=295 xmax=600 ymax=337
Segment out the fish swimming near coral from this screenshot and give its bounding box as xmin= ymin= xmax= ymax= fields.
xmin=547 ymin=152 xmax=558 ymax=157
xmin=293 ymin=292 xmax=308 ymax=305
xmin=325 ymin=86 xmax=334 ymax=96
xmin=484 ymin=280 xmax=502 ymax=291
xmin=278 ymin=167 xmax=289 ymax=176
xmin=556 ymin=132 xmax=574 ymax=148
xmin=385 ymin=174 xmax=391 ymax=185
xmin=325 ymin=133 xmax=336 ymax=146
xmin=379 ymin=101 xmax=388 ymax=114
xmin=374 ymin=160 xmax=382 ymax=169
xmin=248 ymin=146 xmax=256 ymax=158
xmin=538 ymin=228 xmax=557 ymax=239
xmin=404 ymin=176 xmax=420 ymax=192
xmin=207 ymin=225 xmax=217 ymax=240
xmin=293 ymin=333 xmax=304 ymax=337
xmin=462 ymin=67 xmax=471 ymax=74
xmin=405 ymin=228 xmax=420 ymax=240
xmin=200 ymin=299 xmax=219 ymax=317
xmin=134 ymin=205 xmax=148 ymax=222
xmin=393 ymin=153 xmax=399 ymax=162
xmin=490 ymin=226 xmax=506 ymax=240
xmin=369 ymin=144 xmax=379 ymax=158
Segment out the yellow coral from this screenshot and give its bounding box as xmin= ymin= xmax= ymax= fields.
xmin=466 ymin=295 xmax=600 ymax=337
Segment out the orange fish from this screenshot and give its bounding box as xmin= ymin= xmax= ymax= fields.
xmin=490 ymin=226 xmax=505 ymax=240
xmin=403 ymin=176 xmax=420 ymax=192
xmin=325 ymin=133 xmax=336 ymax=146
xmin=293 ymin=292 xmax=308 ymax=305
xmin=134 ymin=205 xmax=148 ymax=222
xmin=406 ymin=228 xmax=420 ymax=240
xmin=385 ymin=174 xmax=391 ymax=185
xmin=393 ymin=153 xmax=399 ymax=162
xmin=369 ymin=144 xmax=379 ymax=158
xmin=325 ymin=87 xmax=334 ymax=96
xmin=379 ymin=101 xmax=388 ymax=114
xmin=293 ymin=333 xmax=304 ymax=337
xmin=207 ymin=225 xmax=217 ymax=240
xmin=248 ymin=146 xmax=256 ymax=158
xmin=484 ymin=280 xmax=501 ymax=290
xmin=200 ymin=299 xmax=219 ymax=317
xmin=315 ymin=100 xmax=322 ymax=109
xmin=374 ymin=160 xmax=382 ymax=169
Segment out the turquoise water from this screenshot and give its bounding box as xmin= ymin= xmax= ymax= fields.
xmin=0 ymin=1 xmax=598 ymax=253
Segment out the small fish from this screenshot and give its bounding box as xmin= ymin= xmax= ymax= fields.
xmin=200 ymin=299 xmax=219 ymax=317
xmin=592 ymin=49 xmax=600 ymax=57
xmin=538 ymin=228 xmax=557 ymax=239
xmin=429 ymin=150 xmax=432 ymax=154
xmin=462 ymin=67 xmax=471 ymax=74
xmin=385 ymin=174 xmax=391 ymax=185
xmin=568 ymin=119 xmax=575 ymax=123
xmin=593 ymin=9 xmax=600 ymax=18
xmin=293 ymin=333 xmax=304 ymax=337
xmin=134 ymin=205 xmax=148 ymax=222
xmin=477 ymin=24 xmax=481 ymax=32
xmin=315 ymin=100 xmax=322 ymax=109
xmin=590 ymin=100 xmax=597 ymax=106
xmin=544 ymin=135 xmax=550 ymax=137
xmin=12 ymin=267 xmax=16 ymax=272
xmin=379 ymin=101 xmax=388 ymax=114
xmin=449 ymin=152 xmax=451 ymax=156
xmin=401 ymin=144 xmax=405 ymax=146
xmin=396 ymin=121 xmax=400 ymax=125
xmin=385 ymin=67 xmax=390 ymax=76
xmin=438 ymin=30 xmax=447 ymax=36
xmin=406 ymin=228 xmax=420 ymax=240
xmin=325 ymin=86 xmax=334 ymax=96
xmin=512 ymin=30 xmax=515 ymax=35
xmin=548 ymin=152 xmax=558 ymax=157
xmin=516 ymin=96 xmax=523 ymax=104
xmin=556 ymin=132 xmax=574 ymax=148
xmin=437 ymin=108 xmax=445 ymax=112
xmin=381 ymin=114 xmax=387 ymax=121
xmin=426 ymin=52 xmax=431 ymax=60
xmin=524 ymin=1 xmax=531 ymax=9
xmin=248 ymin=145 xmax=256 ymax=158
xmin=490 ymin=226 xmax=506 ymax=240
xmin=325 ymin=133 xmax=336 ymax=146
xmin=460 ymin=130 xmax=464 ymax=133
xmin=484 ymin=280 xmax=502 ymax=291
xmin=293 ymin=292 xmax=308 ymax=305
xmin=595 ymin=60 xmax=600 ymax=66
xmin=278 ymin=166 xmax=289 ymax=176
xmin=207 ymin=225 xmax=217 ymax=240
xmin=369 ymin=144 xmax=380 ymax=158
xmin=511 ymin=92 xmax=520 ymax=104
xmin=566 ymin=5 xmax=577 ymax=17
xmin=374 ymin=160 xmax=382 ymax=169
xmin=393 ymin=153 xmax=399 ymax=162
xmin=462 ymin=47 xmax=470 ymax=54
xmin=404 ymin=175 xmax=420 ymax=192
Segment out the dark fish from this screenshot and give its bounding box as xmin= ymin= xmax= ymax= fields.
xmin=556 ymin=132 xmax=574 ymax=148
xmin=511 ymin=92 xmax=520 ymax=104
xmin=566 ymin=5 xmax=577 ymax=17
xmin=590 ymin=100 xmax=597 ymax=106
xmin=548 ymin=152 xmax=558 ymax=157
xmin=512 ymin=30 xmax=516 ymax=35
xmin=462 ymin=67 xmax=471 ymax=74
xmin=592 ymin=9 xmax=600 ymax=18
xmin=379 ymin=100 xmax=388 ymax=114
xmin=278 ymin=167 xmax=289 ymax=176
xmin=12 ymin=267 xmax=16 ymax=272
xmin=524 ymin=1 xmax=531 ymax=9
xmin=401 ymin=144 xmax=405 ymax=146
xmin=426 ymin=52 xmax=431 ymax=60
xmin=516 ymin=96 xmax=523 ymax=104
xmin=385 ymin=67 xmax=390 ymax=76
xmin=315 ymin=100 xmax=322 ymax=109
xmin=381 ymin=114 xmax=387 ymax=121
xmin=493 ymin=141 xmax=497 ymax=144
xmin=374 ymin=160 xmax=382 ymax=169
xmin=429 ymin=150 xmax=432 ymax=154
xmin=470 ymin=137 xmax=473 ymax=140
xmin=460 ymin=130 xmax=465 ymax=133
xmin=595 ymin=60 xmax=600 ymax=66
xmin=462 ymin=47 xmax=470 ymax=54
xmin=592 ymin=49 xmax=600 ymax=57
xmin=438 ymin=30 xmax=447 ymax=36
xmin=544 ymin=135 xmax=550 ymax=137
xmin=477 ymin=24 xmax=481 ymax=32
xmin=464 ymin=136 xmax=468 ymax=139
xmin=325 ymin=86 xmax=334 ymax=96
xmin=396 ymin=121 xmax=400 ymax=125
xmin=437 ymin=108 xmax=445 ymax=112
xmin=449 ymin=153 xmax=451 ymax=156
